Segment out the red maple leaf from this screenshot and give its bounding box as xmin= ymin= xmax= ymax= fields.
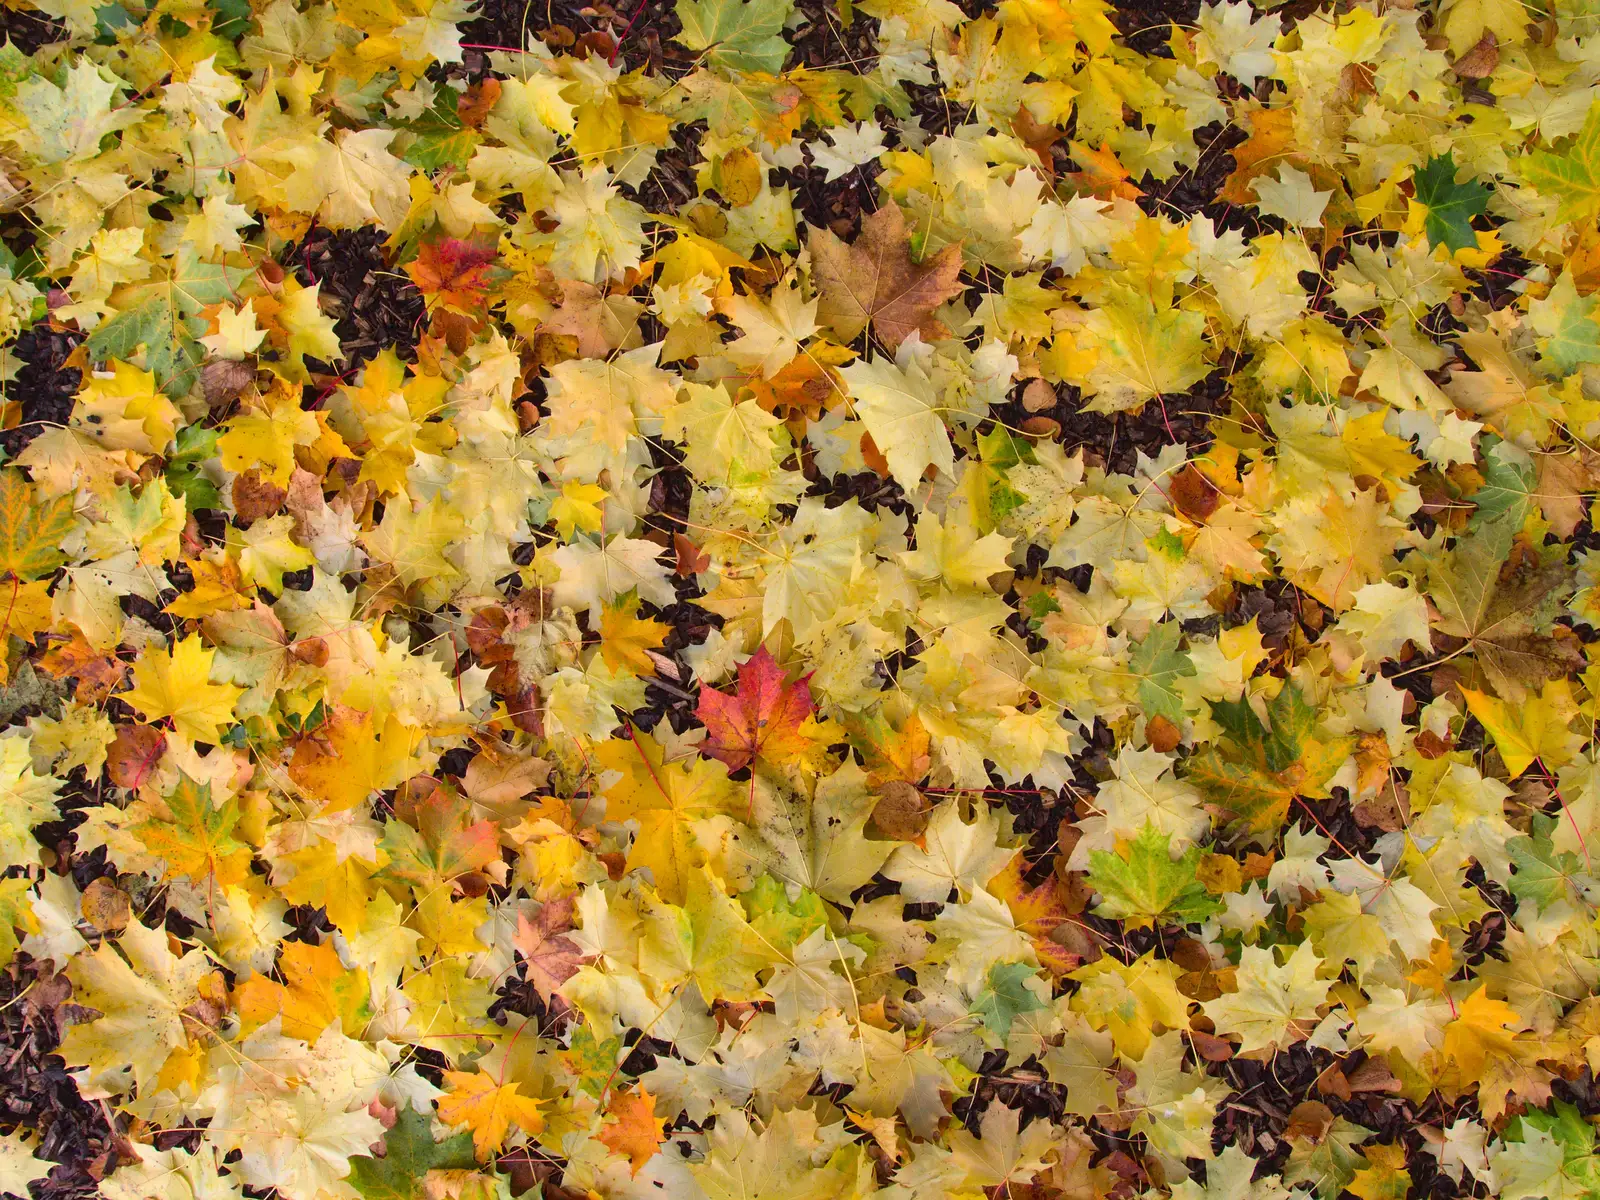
xmin=406 ymin=238 xmax=500 ymax=312
xmin=696 ymin=647 xmax=814 ymax=771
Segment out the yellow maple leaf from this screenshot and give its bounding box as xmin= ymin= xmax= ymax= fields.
xmin=274 ymin=843 xmax=384 ymax=935
xmin=550 ymin=480 xmax=609 ymax=540
xmin=120 ymin=635 xmax=244 ymax=745
xmin=72 ymin=360 xmax=181 ymax=456
xmin=1347 ymin=1143 xmax=1412 ymax=1200
xmin=1461 ymin=681 xmax=1583 ymax=777
xmin=1068 ymin=951 xmax=1189 ymax=1061
xmin=217 ymin=381 xmax=322 ymax=487
xmin=596 ymin=593 xmax=668 ymax=677
xmin=595 ymin=732 xmax=744 ymax=903
xmin=1441 ymin=985 xmax=1523 ymax=1076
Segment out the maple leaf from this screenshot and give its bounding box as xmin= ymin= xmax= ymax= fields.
xmin=1186 ymin=685 xmax=1352 ymax=838
xmin=598 ymin=1088 xmax=668 ymax=1175
xmin=840 ymin=351 xmax=955 ymax=491
xmin=438 ymin=1070 xmax=546 ymax=1159
xmin=1347 ymin=1143 xmax=1412 ymax=1200
xmin=406 ymin=237 xmax=502 ymax=314
xmin=596 ymin=592 xmax=668 ymax=677
xmin=1442 ymin=986 xmax=1523 ymax=1076
xmin=60 ymin=920 xmax=215 ymax=1093
xmin=674 ymin=0 xmax=793 ymax=74
xmin=1462 ymin=682 xmax=1583 ymax=777
xmin=86 ymin=247 xmax=253 ymax=392
xmin=696 ymin=646 xmax=815 ymax=771
xmin=1087 ymin=823 xmax=1223 ymax=928
xmin=347 ymin=1105 xmax=477 ymax=1200
xmin=987 ymin=854 xmax=1080 ymax=975
xmin=1201 ymin=941 xmax=1329 ymax=1054
xmin=0 ymin=472 xmax=75 ymax=583
xmin=970 ymin=960 xmax=1048 ymax=1038
xmin=132 ymin=771 xmax=252 ymax=886
xmin=809 ymin=204 xmax=965 ymax=352
xmin=512 ymin=899 xmax=587 ymax=1003
xmin=119 ymin=634 xmax=244 ymax=745
xmin=1425 ymin=480 xmax=1581 ymax=701
xmin=235 ymin=938 xmax=372 ymax=1042
xmin=1413 ymin=153 xmax=1490 ymax=253
xmin=1520 ymin=97 xmax=1600 ymax=224
xmin=1495 ymin=1102 xmax=1600 ymax=1200
xmin=1070 ymin=951 xmax=1189 ymax=1061
xmin=0 ymin=1131 xmax=55 ymax=1199
xmin=595 ymin=731 xmax=745 ymax=902
xmin=378 ymin=788 xmax=500 ymax=894
xmin=288 ymin=706 xmax=422 ymax=813
xmin=1220 ymin=108 xmax=1297 ymax=205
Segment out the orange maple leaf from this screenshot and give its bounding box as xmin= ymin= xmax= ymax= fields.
xmin=1220 ymin=108 xmax=1297 ymax=205
xmin=696 ymin=647 xmax=814 ymax=771
xmin=235 ymin=939 xmax=372 ymax=1042
xmin=1066 ymin=141 xmax=1142 ymax=201
xmin=438 ymin=1070 xmax=546 ymax=1159
xmin=597 ymin=1088 xmax=668 ymax=1175
xmin=987 ymin=856 xmax=1084 ymax=977
xmin=406 ymin=238 xmax=501 ymax=313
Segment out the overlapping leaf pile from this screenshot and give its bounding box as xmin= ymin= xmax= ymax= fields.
xmin=1 ymin=0 xmax=1600 ymax=1196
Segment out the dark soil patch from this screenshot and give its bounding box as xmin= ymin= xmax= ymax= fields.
xmin=0 ymin=6 xmax=66 ymax=54
xmin=0 ymin=325 xmax=84 ymax=459
xmin=0 ymin=959 xmax=115 ymax=1200
xmin=287 ymin=226 xmax=428 ymax=370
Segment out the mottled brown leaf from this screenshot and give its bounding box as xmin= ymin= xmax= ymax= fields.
xmin=809 ymin=204 xmax=964 ymax=351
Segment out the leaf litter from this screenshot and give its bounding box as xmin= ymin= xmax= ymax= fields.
xmin=0 ymin=0 xmax=1596 ymax=1199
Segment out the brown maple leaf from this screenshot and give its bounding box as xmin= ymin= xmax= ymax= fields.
xmin=513 ymin=896 xmax=587 ymax=1003
xmin=696 ymin=646 xmax=814 ymax=771
xmin=808 ymin=204 xmax=964 ymax=352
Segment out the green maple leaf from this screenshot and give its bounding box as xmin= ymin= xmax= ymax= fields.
xmin=674 ymin=0 xmax=794 ymax=74
xmin=1521 ymin=98 xmax=1600 ymax=226
xmin=1528 ymin=272 xmax=1600 ymax=373
xmin=741 ymin=875 xmax=826 ymax=950
xmin=1129 ymin=620 xmax=1193 ymax=727
xmin=1086 ymin=823 xmax=1221 ymax=927
xmin=1469 ymin=440 xmax=1538 ymax=531
xmin=347 ymin=1104 xmax=477 ymax=1200
xmin=87 ymin=246 xmax=252 ymax=394
xmin=1185 ymin=685 xmax=1350 ymax=838
xmin=131 ymin=772 xmax=252 ymax=885
xmin=973 ymin=426 xmax=1036 ymax=533
xmin=1499 ymin=1102 xmax=1600 ymax=1200
xmin=1412 ymin=152 xmax=1489 ymax=253
xmin=1507 ymin=821 xmax=1598 ymax=913
xmin=969 ymin=960 xmax=1048 ymax=1039
xmin=0 ymin=471 xmax=75 ymax=582
xmin=164 ymin=425 xmax=223 ymax=511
